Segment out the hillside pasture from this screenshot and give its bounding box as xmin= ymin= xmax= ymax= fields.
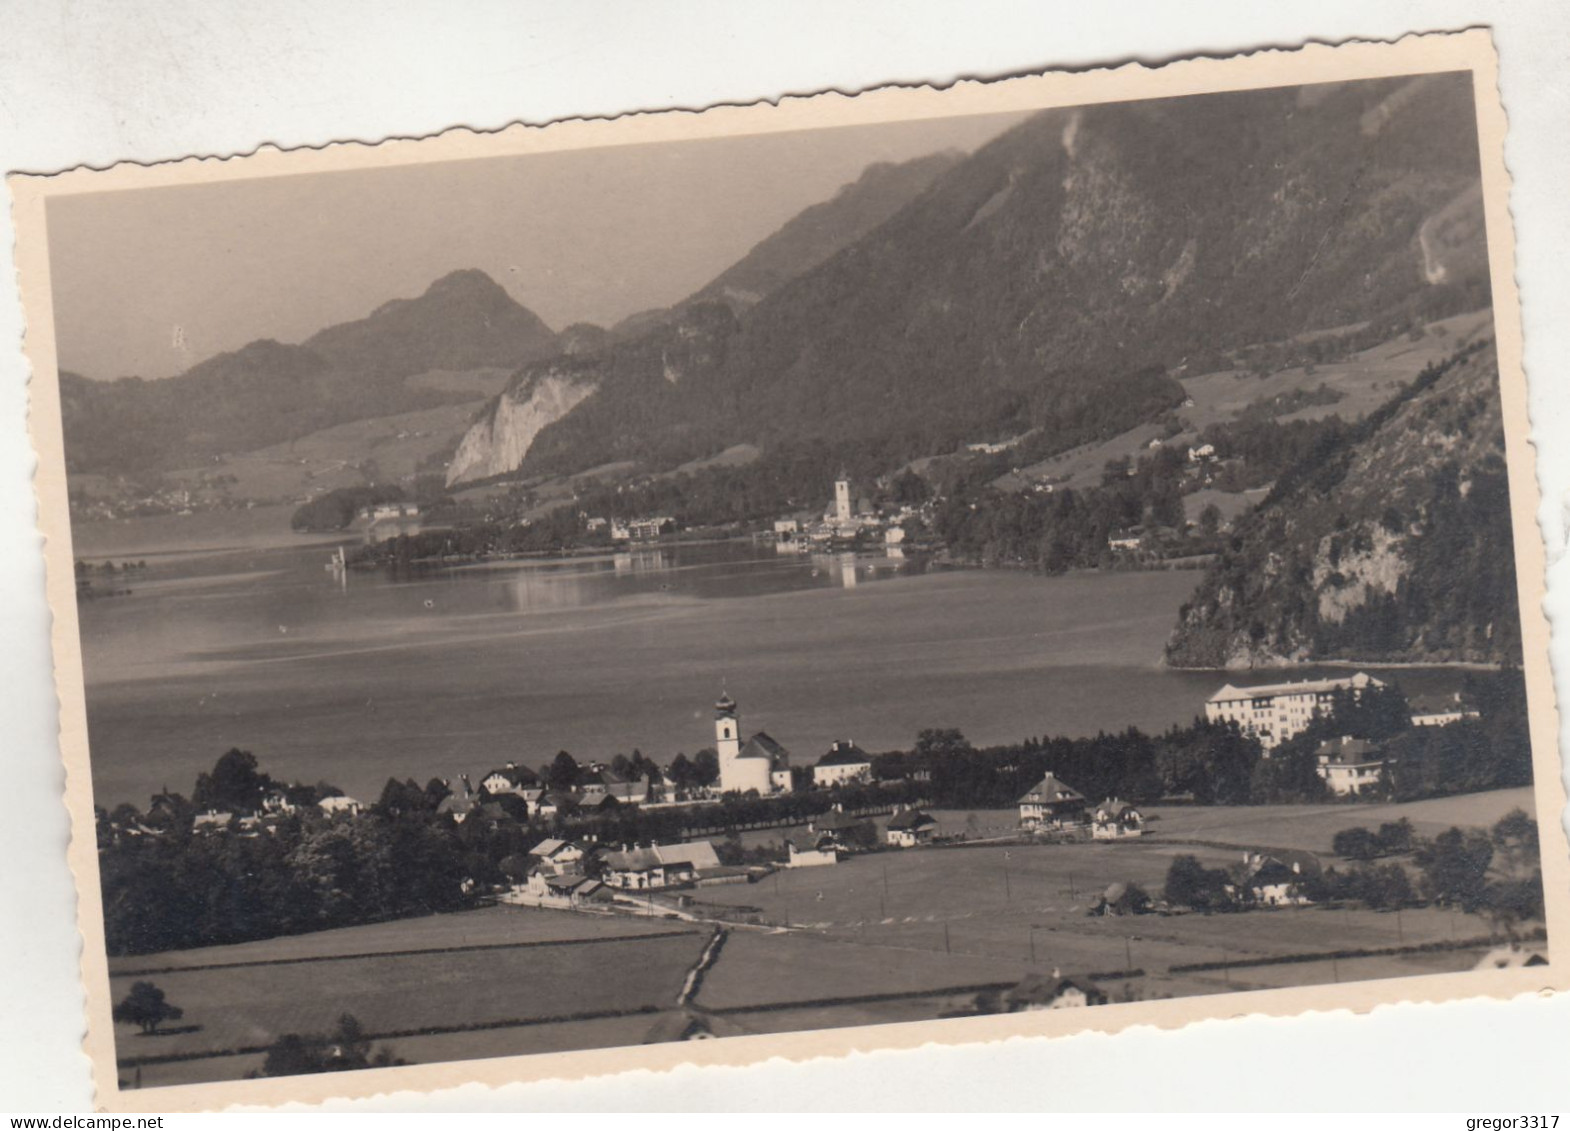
xmin=1013 ymin=308 xmax=1495 ymax=497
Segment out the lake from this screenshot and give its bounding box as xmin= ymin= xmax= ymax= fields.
xmin=70 ymin=513 xmax=1466 ymax=808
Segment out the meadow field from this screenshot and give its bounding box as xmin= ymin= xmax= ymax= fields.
xmin=110 ymin=906 xmax=708 ymax=1086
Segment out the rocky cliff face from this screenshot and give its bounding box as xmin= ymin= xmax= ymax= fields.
xmin=1165 ymin=337 xmax=1520 ymax=669
xmin=445 ymin=370 xmax=600 ymax=485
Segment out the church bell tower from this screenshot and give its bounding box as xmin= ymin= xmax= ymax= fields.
xmin=714 ymin=692 xmax=741 ymax=783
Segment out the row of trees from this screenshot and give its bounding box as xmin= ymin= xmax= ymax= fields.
xmin=1162 ymin=809 xmax=1544 ymax=930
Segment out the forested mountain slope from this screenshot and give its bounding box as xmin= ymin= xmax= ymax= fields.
xmin=453 ymin=72 xmax=1491 ymax=486
xmin=1164 ymin=338 xmax=1520 ymax=669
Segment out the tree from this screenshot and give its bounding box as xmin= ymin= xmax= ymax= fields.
xmin=112 ymin=981 xmax=184 ymax=1035
xmin=546 ymin=750 xmax=581 ymax=791
xmin=192 ymin=748 xmax=272 ymax=814
xmin=1332 ymin=826 xmax=1381 ymax=862
xmin=1198 ymin=504 xmax=1222 ymax=538
xmin=693 ymin=748 xmax=720 ymax=788
xmin=1415 ymin=827 xmax=1494 ymax=911
xmin=255 ymin=1014 xmax=402 ymax=1077
xmin=1490 ymin=809 xmax=1539 ymax=879
xmin=667 ymin=753 xmax=695 ymax=791
xmin=1375 ymin=818 xmax=1415 ymax=856
xmin=1163 ymin=855 xmax=1232 ymax=912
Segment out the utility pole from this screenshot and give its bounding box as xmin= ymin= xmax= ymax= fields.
xmin=1003 ymin=867 xmax=1012 ymax=902
xmin=944 ymin=922 xmax=951 ymax=954
xmin=1396 ymin=905 xmax=1404 ymax=943
xmin=1124 ymin=936 xmax=1133 ymax=972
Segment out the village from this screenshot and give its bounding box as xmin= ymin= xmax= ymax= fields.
xmin=100 ymin=665 xmax=1535 ymax=1000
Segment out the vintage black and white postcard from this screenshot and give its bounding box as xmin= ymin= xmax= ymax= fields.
xmin=10 ymin=27 xmax=1566 ymax=1111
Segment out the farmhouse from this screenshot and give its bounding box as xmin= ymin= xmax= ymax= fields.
xmin=577 ymin=765 xmax=649 ymax=806
xmin=529 ymin=838 xmax=585 ymax=868
xmin=808 ymin=809 xmax=878 ymax=852
xmin=1091 ymin=798 xmax=1144 ymax=839
xmin=601 ymin=840 xmax=722 ymax=890
xmin=813 ymin=740 xmax=873 ymax=787
xmin=1314 ymin=736 xmax=1392 ymax=796
xmin=1205 ymin=671 xmax=1386 ymax=751
xmin=786 ymin=832 xmax=839 ymax=868
xmin=1005 ymin=972 xmax=1108 ymax=1010
xmin=1237 ymin=849 xmax=1322 ymax=906
xmin=885 ymin=808 xmax=938 ymax=848
xmin=1017 ymin=772 xmax=1087 ymax=829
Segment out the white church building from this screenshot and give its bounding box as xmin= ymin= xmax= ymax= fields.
xmin=713 ymin=692 xmax=793 ymax=796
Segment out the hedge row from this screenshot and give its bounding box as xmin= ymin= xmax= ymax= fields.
xmin=1169 ymin=928 xmax=1545 ymax=974
xmin=116 ymin=1003 xmax=668 ymax=1068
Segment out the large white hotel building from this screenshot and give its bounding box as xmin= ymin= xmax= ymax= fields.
xmin=1204 ymin=671 xmax=1385 ymax=751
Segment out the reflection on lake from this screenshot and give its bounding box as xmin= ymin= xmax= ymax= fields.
xmin=74 ymin=531 xmax=1470 ymax=809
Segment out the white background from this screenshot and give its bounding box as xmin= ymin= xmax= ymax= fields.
xmin=2 ymin=0 xmax=1568 ymax=1113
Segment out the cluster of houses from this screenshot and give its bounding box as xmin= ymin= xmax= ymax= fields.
xmin=771 ymin=472 xmax=923 ymax=553
xmin=1015 ymin=772 xmax=1145 ymax=840
xmin=492 ymin=800 xmax=945 ymax=911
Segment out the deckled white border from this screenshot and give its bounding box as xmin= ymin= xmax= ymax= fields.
xmin=5 ymin=15 xmax=1568 ymax=1114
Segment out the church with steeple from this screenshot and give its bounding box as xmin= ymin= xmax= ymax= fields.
xmin=713 ymin=692 xmax=794 ymax=796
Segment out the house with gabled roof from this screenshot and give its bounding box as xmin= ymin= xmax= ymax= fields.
xmin=886 ymin=808 xmax=938 ymax=848
xmin=1005 ymin=971 xmax=1108 ymax=1010
xmin=530 ymin=838 xmax=585 ymax=868
xmin=813 ymin=740 xmax=873 ymax=787
xmin=808 ymin=807 xmax=878 ymax=852
xmin=1091 ymin=798 xmax=1144 ymax=839
xmin=1236 ymin=849 xmax=1323 ymax=906
xmin=787 ymin=831 xmax=839 ymax=867
xmin=480 ymin=761 xmax=540 ymax=797
xmin=1314 ymin=735 xmax=1392 ymax=796
xmin=601 ymin=840 xmax=721 ymax=890
xmin=435 ymin=775 xmax=480 ymax=823
xmin=1017 ymin=773 xmax=1087 ymax=829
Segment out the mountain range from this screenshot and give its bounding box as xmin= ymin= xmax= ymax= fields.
xmin=59 ymin=73 xmax=1490 ymax=498
xmin=59 ymin=269 xmax=558 ymax=477
xmin=58 ymin=151 xmax=960 ymax=482
xmin=448 ymin=72 xmax=1490 ymax=487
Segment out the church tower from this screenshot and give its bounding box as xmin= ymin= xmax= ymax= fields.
xmin=714 ymin=692 xmax=741 ymax=783
xmin=833 ymin=472 xmax=852 ymax=525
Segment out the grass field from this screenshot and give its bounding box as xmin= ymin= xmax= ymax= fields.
xmin=109 ymin=906 xmax=708 ymax=1085
xmin=108 ymin=904 xmax=693 ymax=975
xmin=1147 ymin=788 xmax=1536 ymax=855
xmin=689 ymin=790 xmax=1532 ymax=1016
xmin=112 ymin=790 xmax=1533 ymax=1088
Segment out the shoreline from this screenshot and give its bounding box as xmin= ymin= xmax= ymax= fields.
xmin=1164 ymin=658 xmax=1507 ymax=674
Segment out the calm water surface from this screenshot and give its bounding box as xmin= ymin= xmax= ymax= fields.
xmin=72 ymin=515 xmax=1464 ymax=807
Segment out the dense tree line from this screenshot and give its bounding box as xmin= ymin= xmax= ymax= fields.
xmin=290 ymin=485 xmax=406 ymax=532
xmin=1162 ymin=808 xmax=1544 ymax=928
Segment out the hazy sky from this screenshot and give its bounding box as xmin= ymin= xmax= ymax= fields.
xmin=47 ymin=111 xmax=1030 ymax=381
